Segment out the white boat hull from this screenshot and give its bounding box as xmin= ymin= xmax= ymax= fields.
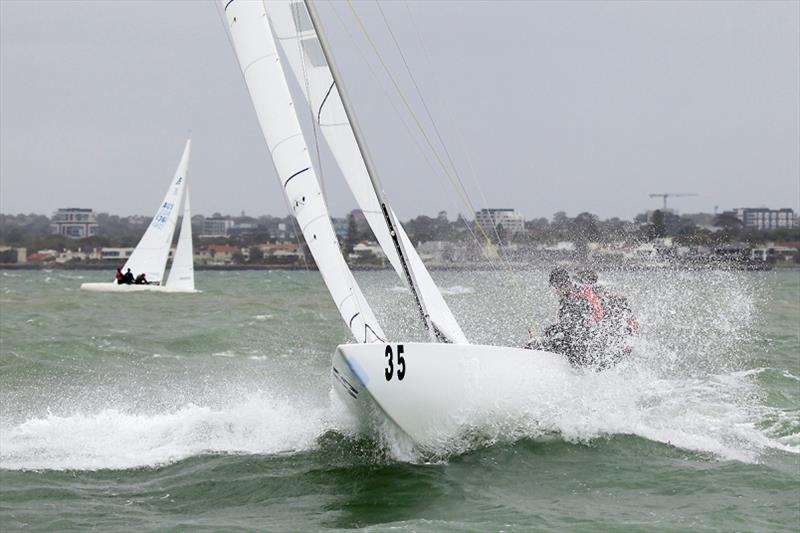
xmin=332 ymin=342 xmax=573 ymax=450
xmin=79 ymin=282 xmax=199 ymax=294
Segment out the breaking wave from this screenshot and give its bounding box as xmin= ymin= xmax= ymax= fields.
xmin=0 ymin=392 xmax=342 ymax=471
xmin=2 ymin=361 xmax=795 ymax=471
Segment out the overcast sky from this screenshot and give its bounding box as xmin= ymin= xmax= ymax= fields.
xmin=1 ymin=0 xmax=798 ymax=221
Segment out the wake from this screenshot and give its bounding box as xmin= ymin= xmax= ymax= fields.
xmin=2 ymin=362 xmax=795 ymax=471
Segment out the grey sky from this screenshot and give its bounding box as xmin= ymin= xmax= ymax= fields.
xmin=1 ymin=0 xmax=798 ymax=221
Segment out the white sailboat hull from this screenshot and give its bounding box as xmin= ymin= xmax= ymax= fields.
xmin=332 ymin=342 xmax=573 ymax=450
xmin=79 ymin=282 xmax=199 ymax=294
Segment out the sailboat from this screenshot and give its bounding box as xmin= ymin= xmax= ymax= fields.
xmin=80 ymin=140 xmax=198 ymax=294
xmin=222 ymin=1 xmax=569 ymax=450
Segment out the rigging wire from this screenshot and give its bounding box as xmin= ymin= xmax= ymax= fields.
xmin=398 ymin=1 xmax=512 ymax=263
xmin=357 ymin=0 xmax=539 ymax=332
xmin=345 ymin=0 xmax=497 ymax=248
xmin=348 ymin=0 xmax=533 ymax=306
xmin=397 ymin=0 xmax=539 ymax=303
xmin=373 ymin=0 xmax=503 ymax=277
xmin=327 ymin=3 xmax=450 ymax=196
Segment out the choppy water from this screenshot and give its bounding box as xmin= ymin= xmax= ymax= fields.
xmin=1 ymin=268 xmax=798 ymax=531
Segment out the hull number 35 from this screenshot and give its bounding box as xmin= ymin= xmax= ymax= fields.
xmin=384 ymin=344 xmax=405 ymax=381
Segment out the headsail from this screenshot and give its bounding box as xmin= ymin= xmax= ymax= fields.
xmin=265 ymin=0 xmax=468 ymax=344
xmin=122 ymin=139 xmax=190 ymax=284
xmin=222 ymin=0 xmax=385 ymax=343
xmin=165 ymin=179 xmax=195 ymax=291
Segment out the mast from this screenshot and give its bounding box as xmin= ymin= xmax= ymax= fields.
xmin=304 ymin=0 xmax=439 ymax=341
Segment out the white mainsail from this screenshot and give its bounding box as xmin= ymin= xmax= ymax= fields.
xmin=223 ymin=0 xmax=385 ymax=343
xmin=165 ymin=182 xmax=195 ymax=291
xmin=122 ymin=139 xmax=191 ymax=284
xmin=265 ymin=0 xmax=467 ymax=344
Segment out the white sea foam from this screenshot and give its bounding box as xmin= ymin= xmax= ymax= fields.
xmin=370 ymin=359 xmax=800 ymax=464
xmin=1 ymin=362 xmax=794 ymax=470
xmin=211 ymin=351 xmax=238 ymax=358
xmin=439 ymin=286 xmax=475 ymax=295
xmin=388 ymin=285 xmax=474 ymax=295
xmin=0 ymin=393 xmax=333 ymax=471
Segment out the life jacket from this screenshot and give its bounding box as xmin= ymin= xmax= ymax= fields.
xmin=576 ymin=286 xmax=604 ymax=323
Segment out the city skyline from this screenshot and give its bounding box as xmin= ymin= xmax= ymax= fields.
xmin=1 ymin=1 xmax=798 ymax=220
xmin=5 ymin=204 xmax=797 ymax=228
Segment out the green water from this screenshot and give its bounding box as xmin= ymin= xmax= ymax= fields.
xmin=1 ymin=269 xmax=798 ymax=531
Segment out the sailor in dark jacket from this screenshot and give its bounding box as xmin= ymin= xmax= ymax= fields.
xmin=545 ymin=267 xmax=599 ymax=366
xmin=528 ymin=267 xmax=637 ymax=368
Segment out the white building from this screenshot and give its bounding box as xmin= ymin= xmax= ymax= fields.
xmin=100 ymin=247 xmax=134 ymax=261
xmin=50 ymin=208 xmax=99 ymax=239
xmin=734 ymin=208 xmax=796 ymax=230
xmin=474 ymin=208 xmax=525 ymax=234
xmin=201 ymin=217 xmax=234 ymax=238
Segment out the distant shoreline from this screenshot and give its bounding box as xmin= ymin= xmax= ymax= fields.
xmin=1 ymin=262 xmax=796 ymax=272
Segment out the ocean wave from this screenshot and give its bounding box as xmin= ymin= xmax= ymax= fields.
xmin=1 ymin=362 xmax=795 ymax=471
xmin=360 ymin=360 xmax=800 ymax=464
xmin=0 ymin=393 xmax=333 ymax=471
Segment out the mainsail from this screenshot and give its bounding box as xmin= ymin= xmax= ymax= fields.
xmin=165 ymin=181 xmax=195 ymax=291
xmin=265 ymin=0 xmax=468 ymax=344
xmin=122 ymin=139 xmax=191 ymax=284
xmin=223 ymin=0 xmax=385 ymax=343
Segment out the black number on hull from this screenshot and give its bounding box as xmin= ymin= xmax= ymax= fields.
xmin=384 ymin=345 xmax=393 ymax=381
xmin=396 ymin=344 xmax=405 ymax=380
xmin=384 ymin=344 xmax=405 ymax=381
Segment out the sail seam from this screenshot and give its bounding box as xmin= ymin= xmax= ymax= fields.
xmin=223 ymin=0 xmax=235 ymax=11
xmin=300 ymin=213 xmax=328 ymax=234
xmin=242 ymin=53 xmax=278 ymax=77
xmin=269 ymin=132 xmax=303 ymax=157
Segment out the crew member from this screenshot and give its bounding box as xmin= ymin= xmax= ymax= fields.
xmin=528 ymin=267 xmax=598 ymax=366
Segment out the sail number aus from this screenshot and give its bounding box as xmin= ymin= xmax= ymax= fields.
xmin=384 ymin=344 xmax=405 ymax=381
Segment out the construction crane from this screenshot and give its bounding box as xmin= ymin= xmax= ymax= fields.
xmin=649 ymin=193 xmax=698 ymax=211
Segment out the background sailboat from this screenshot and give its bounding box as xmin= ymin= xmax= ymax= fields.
xmin=222 ymin=0 xmax=571 ymax=451
xmin=80 ymin=140 xmax=198 ymax=294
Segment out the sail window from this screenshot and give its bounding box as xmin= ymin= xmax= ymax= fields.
xmin=301 ymin=37 xmax=326 ymax=67
xmin=290 ymin=1 xmax=313 ymax=32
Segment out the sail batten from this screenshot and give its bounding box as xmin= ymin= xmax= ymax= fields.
xmin=223 ymin=0 xmax=385 ymax=343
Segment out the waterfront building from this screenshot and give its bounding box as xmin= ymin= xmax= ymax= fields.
xmin=474 ymin=208 xmax=525 ymax=234
xmin=196 ymin=244 xmax=239 ymax=264
xmin=0 ymin=246 xmax=27 ymax=263
xmin=201 ymin=216 xmax=234 ymax=238
xmin=50 ymin=208 xmax=98 ymax=239
xmin=100 ymin=247 xmax=135 ymax=261
xmin=734 ymin=208 xmax=797 ymax=230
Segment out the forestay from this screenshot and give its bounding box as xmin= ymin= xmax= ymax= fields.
xmin=165 ymin=181 xmax=195 ymax=291
xmin=223 ymin=0 xmax=385 ymax=343
xmin=122 ymin=140 xmax=191 ymax=284
xmin=265 ymin=0 xmax=468 ymax=344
